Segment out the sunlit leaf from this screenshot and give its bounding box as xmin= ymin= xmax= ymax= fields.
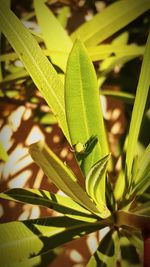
xmin=0 ymin=140 xmax=8 ymax=161
xmin=57 ymin=6 xmax=70 ymax=28
xmin=130 ymin=144 xmax=150 ymax=197
xmin=125 ymin=34 xmax=150 ymax=184
xmin=34 ymin=0 xmax=72 ymax=71
xmin=98 ymin=31 xmax=129 ymax=87
xmin=85 ymin=154 xmax=111 ymax=218
xmin=88 ymin=44 xmax=144 ymax=62
xmin=0 ymin=0 xmax=70 ymax=142
xmin=71 ymin=0 xmax=150 ymax=47
xmin=0 ymin=216 xmax=110 ymax=266
xmin=100 ymin=90 xmax=135 ymax=104
xmin=65 ymin=39 xmax=108 ymax=177
xmin=0 ymin=188 xmax=97 ymax=222
xmin=86 ymin=230 xmax=120 ymax=267
xmin=29 ymin=141 xmax=100 ymax=216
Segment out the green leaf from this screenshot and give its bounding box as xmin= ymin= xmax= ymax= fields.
xmin=86 ymin=230 xmax=120 ymax=267
xmin=65 ymin=39 xmax=108 ymax=176
xmin=130 ymin=144 xmax=150 ymax=196
xmin=39 ymin=113 xmax=57 ymax=125
xmin=57 ymin=6 xmax=70 ymax=28
xmin=100 ymin=90 xmax=135 ymax=104
xmin=130 ymin=201 xmax=150 ymax=217
xmin=0 ymin=216 xmax=110 ymax=266
xmin=120 ymin=236 xmax=141 ymax=267
xmin=97 ymin=31 xmax=129 ymax=87
xmin=71 ymin=0 xmax=150 ymax=46
xmin=1 ymin=69 xmax=28 ymax=84
xmin=10 ymin=249 xmax=59 ymax=267
xmin=125 ymin=34 xmax=150 ymax=183
xmin=0 ymin=140 xmax=8 ymax=161
xmin=29 ymin=141 xmax=100 ymax=216
xmin=121 ymin=229 xmax=143 ymax=252
xmin=85 ymin=154 xmax=111 ymax=218
xmin=0 ymin=188 xmax=97 ymax=222
xmin=0 ymin=1 xmax=70 ymax=142
xmin=34 ymin=0 xmax=72 ymax=71
xmin=88 ymin=44 xmax=145 ymax=62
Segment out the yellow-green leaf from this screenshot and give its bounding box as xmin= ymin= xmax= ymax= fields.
xmin=34 ymin=0 xmax=72 ymax=71
xmin=0 ymin=0 xmax=70 ymax=142
xmin=71 ymin=0 xmax=150 ymax=47
xmin=29 ymin=141 xmax=100 ymax=216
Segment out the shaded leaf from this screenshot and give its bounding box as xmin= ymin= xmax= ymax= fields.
xmin=120 ymin=236 xmax=141 ymax=267
xmin=116 ymin=210 xmax=150 ymax=230
xmin=0 ymin=188 xmax=97 ymax=222
xmin=0 ymin=216 xmax=110 ymax=266
xmin=85 ymin=154 xmax=111 ymax=218
xmin=86 ymin=230 xmax=120 ymax=267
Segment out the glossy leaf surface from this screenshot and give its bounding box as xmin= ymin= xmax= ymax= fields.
xmin=65 ymin=39 xmax=108 ymax=176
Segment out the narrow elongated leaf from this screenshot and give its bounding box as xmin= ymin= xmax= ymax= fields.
xmin=130 ymin=144 xmax=150 ymax=196
xmin=34 ymin=0 xmax=72 ymax=71
xmin=85 ymin=154 xmax=111 ymax=218
xmin=0 ymin=1 xmax=70 ymax=142
xmin=98 ymin=31 xmax=129 ymax=87
xmin=125 ymin=34 xmax=150 ymax=182
xmin=0 ymin=188 xmax=97 ymax=222
xmin=0 ymin=216 xmax=111 ymax=266
xmin=10 ymin=249 xmax=59 ymax=267
xmin=0 ymin=140 xmax=8 ymax=161
xmin=120 ymin=236 xmax=141 ymax=267
xmin=1 ymin=69 xmax=28 ymax=84
xmin=130 ymin=201 xmax=150 ymax=217
xmin=65 ymin=39 xmax=108 ymax=176
xmin=86 ymin=230 xmax=120 ymax=267
xmin=100 ymin=90 xmax=135 ymax=104
xmin=88 ymin=44 xmax=145 ymax=62
xmin=71 ymin=0 xmax=150 ymax=46
xmin=29 ymin=141 xmax=100 ymax=216
xmin=121 ymin=229 xmax=143 ymax=252
xmin=1 ymin=44 xmax=143 ymax=65
xmin=57 ymin=6 xmax=70 ymax=28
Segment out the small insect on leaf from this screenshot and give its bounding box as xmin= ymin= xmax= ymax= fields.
xmin=75 ymin=142 xmax=86 ymax=154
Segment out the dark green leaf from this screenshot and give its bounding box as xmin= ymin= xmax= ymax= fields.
xmin=0 ymin=188 xmax=97 ymax=222
xmin=86 ymin=230 xmax=120 ymax=267
xmin=0 ymin=216 xmax=110 ymax=266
